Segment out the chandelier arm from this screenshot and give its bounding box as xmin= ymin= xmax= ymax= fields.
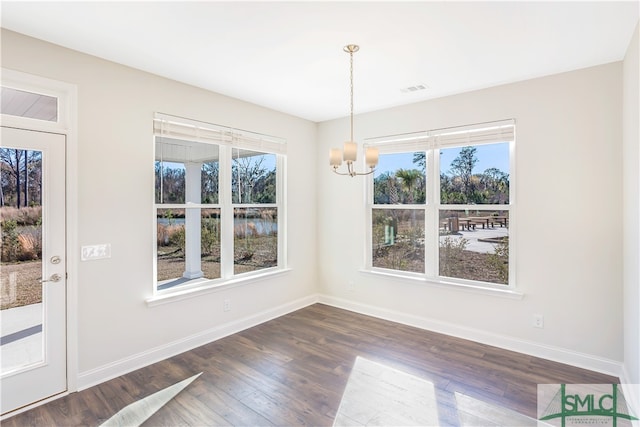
xmin=332 ymin=168 xmax=353 ymax=176
xmin=354 ymin=169 xmax=376 ymax=176
xmin=333 ymin=163 xmax=375 ymax=177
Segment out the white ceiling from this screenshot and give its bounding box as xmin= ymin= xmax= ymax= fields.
xmin=1 ymin=1 xmax=638 ymax=122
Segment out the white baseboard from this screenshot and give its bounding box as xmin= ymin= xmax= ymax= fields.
xmin=76 ymin=294 xmax=318 ymax=390
xmin=77 ymin=293 xmax=624 ymax=392
xmin=317 ymin=294 xmax=624 ymax=378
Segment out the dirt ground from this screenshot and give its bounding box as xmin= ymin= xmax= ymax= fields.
xmin=373 ymin=244 xmax=507 ymax=285
xmin=440 ymin=250 xmax=507 ymax=284
xmin=1 ymin=260 xmax=42 ymax=310
xmin=157 ymin=235 xmax=277 ymax=282
xmin=157 ymin=252 xmax=276 ymax=282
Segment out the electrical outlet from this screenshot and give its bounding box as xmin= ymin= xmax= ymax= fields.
xmin=533 ymin=314 xmax=544 ymax=328
xmin=223 ymin=299 xmax=231 ymax=312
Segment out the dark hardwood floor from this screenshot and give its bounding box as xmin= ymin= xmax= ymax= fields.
xmin=3 ymin=303 xmax=618 ymax=426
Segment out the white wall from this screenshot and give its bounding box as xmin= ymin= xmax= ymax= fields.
xmin=2 ymin=25 xmax=635 ymax=388
xmin=622 ymin=21 xmax=640 ymax=400
xmin=1 ymin=29 xmax=318 ymax=384
xmin=317 ymin=62 xmax=624 ymax=371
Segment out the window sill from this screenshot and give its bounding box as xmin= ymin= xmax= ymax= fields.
xmin=359 ymin=268 xmax=524 ymax=300
xmin=145 ymin=268 xmax=292 ymax=307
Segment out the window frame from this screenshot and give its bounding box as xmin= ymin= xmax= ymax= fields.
xmin=150 ymin=114 xmax=287 ymax=301
xmin=365 ymin=120 xmax=516 ymax=293
xmin=0 ymin=69 xmax=73 ymax=133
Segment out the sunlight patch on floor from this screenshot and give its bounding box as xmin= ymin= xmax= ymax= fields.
xmin=455 ymin=391 xmax=539 ymax=426
xmin=99 ymin=372 xmax=202 ymax=427
xmin=333 ymin=356 xmax=439 ymax=426
xmin=333 ymin=356 xmax=543 ymax=426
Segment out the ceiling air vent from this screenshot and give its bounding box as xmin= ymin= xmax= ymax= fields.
xmin=400 ymin=84 xmax=428 ymax=94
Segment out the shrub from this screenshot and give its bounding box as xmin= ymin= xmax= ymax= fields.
xmin=157 ymin=223 xmax=170 ymax=246
xmin=234 ymin=222 xmax=257 ymax=262
xmin=234 ymin=222 xmax=258 ymax=238
xmin=1 ymin=219 xmax=20 ymax=262
xmin=201 ymin=218 xmax=220 ymax=256
xmin=0 ymin=206 xmax=42 ymax=226
xmin=17 ymin=233 xmax=40 ymax=261
xmin=486 ymin=239 xmax=509 ymax=284
xmin=168 ymin=225 xmax=185 ymax=251
xmin=439 ymin=236 xmax=469 ymax=277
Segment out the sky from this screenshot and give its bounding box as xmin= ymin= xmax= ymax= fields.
xmin=374 ymin=142 xmax=510 ymax=178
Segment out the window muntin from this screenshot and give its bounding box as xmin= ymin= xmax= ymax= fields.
xmin=153 ymin=116 xmax=285 ymax=294
xmin=367 ymin=121 xmax=514 ymax=289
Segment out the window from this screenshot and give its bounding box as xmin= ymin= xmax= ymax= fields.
xmin=232 ymin=148 xmax=278 ymax=275
xmin=153 ymin=114 xmax=286 ymax=294
xmin=372 ymin=152 xmax=426 ymax=273
xmin=1 ymin=86 xmax=58 ymax=122
xmin=367 ymin=120 xmax=514 ymax=289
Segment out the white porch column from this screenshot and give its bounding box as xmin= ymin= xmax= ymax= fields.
xmin=183 ymin=162 xmax=203 ymax=279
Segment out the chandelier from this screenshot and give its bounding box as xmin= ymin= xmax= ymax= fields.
xmin=329 ymin=44 xmax=378 ymax=177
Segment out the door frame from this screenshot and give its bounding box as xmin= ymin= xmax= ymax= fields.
xmin=1 ymin=68 xmax=79 ymax=415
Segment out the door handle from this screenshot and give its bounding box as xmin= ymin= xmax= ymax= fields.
xmin=39 ymin=274 xmax=62 ymax=283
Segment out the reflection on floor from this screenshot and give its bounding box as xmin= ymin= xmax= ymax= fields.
xmin=0 ymin=303 xmax=43 ymax=374
xmin=99 ymin=372 xmax=202 ymax=427
xmin=334 ymin=356 xmax=540 ymax=427
xmin=455 ymin=392 xmax=539 ymax=426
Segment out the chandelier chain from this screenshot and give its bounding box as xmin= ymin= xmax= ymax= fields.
xmin=349 ymin=49 xmax=354 ymax=142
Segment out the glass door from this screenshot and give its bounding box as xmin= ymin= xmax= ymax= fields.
xmin=1 ymin=126 xmax=66 ymax=415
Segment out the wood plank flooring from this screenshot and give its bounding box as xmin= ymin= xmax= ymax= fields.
xmin=3 ymin=304 xmax=619 ymax=426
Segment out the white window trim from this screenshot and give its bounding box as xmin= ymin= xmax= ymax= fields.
xmin=148 ymin=113 xmax=287 ymax=304
xmin=365 ymin=119 xmax=516 ymax=294
xmin=359 ymin=268 xmax=523 ymax=299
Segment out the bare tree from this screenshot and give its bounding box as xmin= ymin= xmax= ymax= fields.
xmin=0 ymin=149 xmax=25 ymax=208
xmin=23 ymin=150 xmax=28 ymax=207
xmin=233 ymin=155 xmax=267 ymax=204
xmin=449 ymin=146 xmax=478 ymax=202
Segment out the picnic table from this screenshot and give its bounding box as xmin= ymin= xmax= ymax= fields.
xmin=442 ymin=215 xmax=508 ymax=232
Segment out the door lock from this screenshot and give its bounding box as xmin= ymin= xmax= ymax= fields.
xmin=50 ymin=256 xmax=62 ymax=264
xmin=40 ymin=274 xmax=62 ymax=283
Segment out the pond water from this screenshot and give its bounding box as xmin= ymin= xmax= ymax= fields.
xmin=157 ymin=217 xmax=277 ymax=234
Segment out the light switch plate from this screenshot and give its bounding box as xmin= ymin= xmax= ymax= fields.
xmin=81 ymin=244 xmax=111 ymax=261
